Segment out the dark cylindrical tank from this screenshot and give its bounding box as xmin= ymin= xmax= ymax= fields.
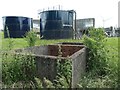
xmin=40 ymin=10 xmax=74 ymax=39
xmin=3 ymin=16 xmax=33 ymax=38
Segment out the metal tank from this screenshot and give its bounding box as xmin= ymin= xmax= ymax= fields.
xmin=3 ymin=16 xmax=33 ymax=38
xmin=40 ymin=10 xmax=74 ymax=39
xmin=75 ymin=18 xmax=95 ymax=38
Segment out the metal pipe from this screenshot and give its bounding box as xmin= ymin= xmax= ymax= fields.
xmin=74 ymin=10 xmax=77 ymax=39
xmin=70 ymin=10 xmax=77 ymax=39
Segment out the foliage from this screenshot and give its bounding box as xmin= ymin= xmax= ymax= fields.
xmin=1 ymin=38 xmax=72 ymax=88
xmin=53 ymin=45 xmax=72 ymax=88
xmin=79 ymin=27 xmax=118 ymax=88
xmin=78 ymin=74 xmax=118 ymax=88
xmin=42 ymin=77 xmax=55 ymax=88
xmin=54 ymin=59 xmax=72 ymax=88
xmin=34 ymin=77 xmax=43 ymax=88
xmin=82 ymin=27 xmax=109 ymax=76
xmin=2 ymin=44 xmax=72 ymax=88
xmin=2 ymin=52 xmax=36 ymax=85
xmin=25 ymin=30 xmax=39 ymax=47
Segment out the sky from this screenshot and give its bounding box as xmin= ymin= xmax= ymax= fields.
xmin=0 ymin=0 xmax=119 ymax=29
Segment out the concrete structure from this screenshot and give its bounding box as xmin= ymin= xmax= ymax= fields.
xmin=14 ymin=44 xmax=86 ymax=88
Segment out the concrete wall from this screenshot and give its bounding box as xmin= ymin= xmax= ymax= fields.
xmin=34 ymin=56 xmax=57 ymax=82
xmin=15 ymin=46 xmax=48 ymax=55
xmin=71 ymin=47 xmax=86 ymax=88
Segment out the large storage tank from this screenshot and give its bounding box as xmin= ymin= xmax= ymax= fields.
xmin=75 ymin=18 xmax=95 ymax=38
xmin=3 ymin=16 xmax=33 ymax=38
xmin=40 ymin=10 xmax=74 ymax=39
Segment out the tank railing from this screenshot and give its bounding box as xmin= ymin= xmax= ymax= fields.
xmin=38 ymin=5 xmax=63 ymax=15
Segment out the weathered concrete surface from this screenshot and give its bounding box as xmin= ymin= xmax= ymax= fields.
xmin=71 ymin=47 xmax=86 ymax=88
xmin=34 ymin=56 xmax=58 ymax=82
xmin=15 ymin=46 xmax=49 ymax=55
xmin=15 ymin=44 xmax=86 ymax=88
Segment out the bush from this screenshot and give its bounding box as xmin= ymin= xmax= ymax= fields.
xmin=25 ymin=30 xmax=38 ymax=47
xmin=82 ymin=27 xmax=109 ymax=76
xmin=79 ymin=27 xmax=118 ymax=88
xmin=2 ymin=52 xmax=36 ymax=85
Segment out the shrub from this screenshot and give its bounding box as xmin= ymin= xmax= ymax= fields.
xmin=2 ymin=52 xmax=36 ymax=85
xmin=25 ymin=30 xmax=38 ymax=47
xmin=79 ymin=27 xmax=118 ymax=88
xmin=82 ymin=27 xmax=109 ymax=76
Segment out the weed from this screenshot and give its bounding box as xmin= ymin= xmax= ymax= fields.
xmin=25 ymin=30 xmax=39 ymax=47
xmin=53 ymin=45 xmax=72 ymax=88
xmin=2 ymin=52 xmax=36 ymax=86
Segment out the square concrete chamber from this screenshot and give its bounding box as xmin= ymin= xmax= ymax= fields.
xmin=15 ymin=43 xmax=86 ymax=88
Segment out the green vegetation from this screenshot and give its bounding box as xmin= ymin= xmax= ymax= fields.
xmin=78 ymin=28 xmax=118 ymax=88
xmin=1 ymin=31 xmax=81 ymax=50
xmin=0 ymin=28 xmax=119 ymax=88
xmin=25 ymin=30 xmax=39 ymax=47
xmin=54 ymin=58 xmax=72 ymax=88
xmin=83 ymin=28 xmax=109 ymax=76
xmin=2 ymin=52 xmax=36 ymax=86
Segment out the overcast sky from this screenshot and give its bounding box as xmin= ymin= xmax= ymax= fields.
xmin=0 ymin=0 xmax=119 ymax=29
